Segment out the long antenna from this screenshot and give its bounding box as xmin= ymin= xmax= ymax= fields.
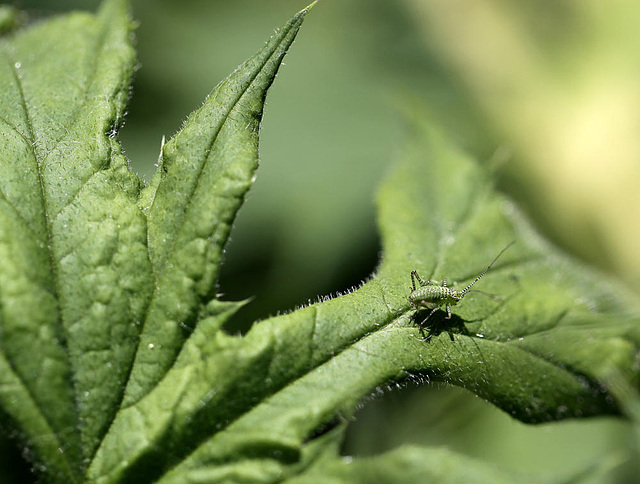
xmin=460 ymin=241 xmax=515 ymax=296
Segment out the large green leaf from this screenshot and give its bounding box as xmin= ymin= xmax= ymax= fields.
xmin=126 ymin=117 xmax=637 ymax=482
xmin=0 ymin=1 xmax=638 ymax=483
xmin=0 ymin=0 xmax=313 ymax=481
xmin=89 ymin=112 xmax=640 ymax=481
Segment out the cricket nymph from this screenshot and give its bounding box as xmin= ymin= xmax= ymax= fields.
xmin=408 ymin=276 xmax=462 ymax=319
xmin=408 ymin=241 xmax=514 ymax=332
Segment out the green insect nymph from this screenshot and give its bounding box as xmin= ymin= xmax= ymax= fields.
xmin=408 ymin=241 xmax=514 ymax=329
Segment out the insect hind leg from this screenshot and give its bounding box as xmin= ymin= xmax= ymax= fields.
xmin=411 ymin=270 xmax=440 ymax=291
xmin=417 ymin=306 xmax=440 ymax=335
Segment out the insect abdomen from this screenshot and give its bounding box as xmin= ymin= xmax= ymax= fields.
xmin=409 ymin=286 xmax=459 ymax=307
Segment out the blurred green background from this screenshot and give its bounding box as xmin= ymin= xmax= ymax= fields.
xmin=3 ymin=0 xmax=640 ymax=482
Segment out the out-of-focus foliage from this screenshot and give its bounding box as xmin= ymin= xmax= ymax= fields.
xmin=405 ymin=0 xmax=640 ymax=293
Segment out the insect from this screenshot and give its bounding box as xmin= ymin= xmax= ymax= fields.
xmin=408 ymin=241 xmax=515 ymax=340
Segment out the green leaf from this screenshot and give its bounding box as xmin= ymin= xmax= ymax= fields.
xmin=0 ymin=0 xmax=313 ymax=480
xmin=110 ymin=116 xmax=638 ymax=482
xmin=1 ymin=0 xmax=638 ymax=483
xmin=0 ymin=0 xmax=141 ymax=478
xmin=375 ymin=114 xmax=640 ymax=422
xmin=123 ymin=0 xmax=313 ymax=407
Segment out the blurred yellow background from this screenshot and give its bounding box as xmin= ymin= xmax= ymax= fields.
xmin=406 ymin=0 xmax=640 ymax=294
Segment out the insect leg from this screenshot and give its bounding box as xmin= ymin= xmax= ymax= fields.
xmin=422 ymin=314 xmax=438 ymax=342
xmin=424 ymin=327 xmax=435 ymax=342
xmin=411 ymin=270 xmax=427 ymax=290
xmin=442 ymin=278 xmax=447 ymax=288
xmin=417 ymin=306 xmax=440 ymax=332
xmin=445 ymin=304 xmax=452 ymax=319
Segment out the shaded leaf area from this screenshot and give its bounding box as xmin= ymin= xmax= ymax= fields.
xmin=0 ymin=6 xmax=20 ymax=34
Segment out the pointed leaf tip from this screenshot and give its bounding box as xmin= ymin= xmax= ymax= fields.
xmin=120 ymin=0 xmax=313 ymax=411
xmin=304 ymin=1 xmax=319 ymax=12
